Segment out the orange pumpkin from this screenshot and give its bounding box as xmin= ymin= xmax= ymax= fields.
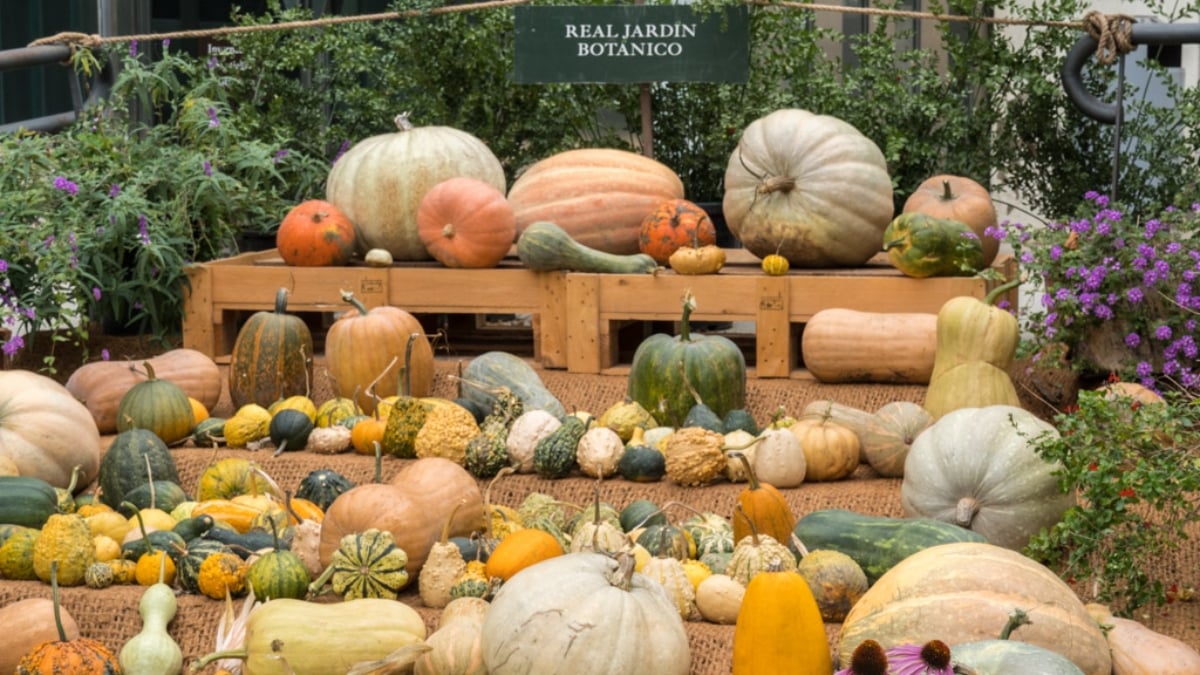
xmin=15 ymin=561 xmax=121 ymax=675
xmin=902 ymin=175 xmax=999 ymax=267
xmin=485 ymin=528 xmax=564 ymax=581
xmin=350 ymin=416 xmax=388 ymax=455
xmin=638 ymin=199 xmax=717 ymax=264
xmin=417 ymin=177 xmax=516 ymax=268
xmin=324 ymin=291 xmax=434 ymax=415
xmin=275 ymin=199 xmax=357 ymax=267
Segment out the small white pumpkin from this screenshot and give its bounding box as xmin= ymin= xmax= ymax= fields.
xmin=575 ymin=426 xmax=625 ymax=478
xmin=505 ymin=409 xmax=561 ymax=473
xmin=695 ymin=573 xmax=745 ymax=624
xmin=722 ymin=429 xmax=758 ymax=482
xmin=751 ymin=426 xmax=806 ymax=488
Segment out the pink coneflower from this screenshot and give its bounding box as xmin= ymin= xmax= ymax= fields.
xmin=834 ymin=639 xmax=889 ymax=675
xmin=887 ymin=640 xmax=954 ymax=675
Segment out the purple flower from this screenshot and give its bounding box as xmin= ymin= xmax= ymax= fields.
xmin=1020 ymin=251 xmax=1034 ymax=264
xmin=129 ymin=40 xmax=138 ymax=57
xmin=2 ymin=333 xmax=24 ymax=356
xmin=1155 ymin=324 xmax=1173 ymax=341
xmin=109 ymin=184 xmax=121 ymax=198
xmin=887 ymin=641 xmax=954 ymax=675
xmin=0 ymin=259 xmax=7 ymax=273
xmin=203 ymin=160 xmax=213 ymax=177
xmin=1126 ymin=287 xmax=1144 ymax=304
xmin=1049 ymin=244 xmax=1063 ymax=261
xmin=162 ymin=38 xmax=170 ymax=49
xmin=52 ymin=176 xmax=78 ymax=195
xmin=1125 ymin=332 xmax=1141 ymax=348
xmin=333 ymin=139 xmax=352 ymax=164
xmin=92 ymin=287 xmax=102 ymax=301
xmin=138 ymin=214 xmax=151 ymax=246
xmin=101 ymin=348 xmax=110 ymax=361
xmin=207 ymin=55 xmax=218 ymax=69
xmin=273 ymin=149 xmax=290 ymax=164
xmin=207 ymin=107 xmax=220 ymax=129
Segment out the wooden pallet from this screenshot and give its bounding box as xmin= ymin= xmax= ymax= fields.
xmin=181 ymin=248 xmax=1016 ymax=377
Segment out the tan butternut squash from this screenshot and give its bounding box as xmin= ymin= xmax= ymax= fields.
xmin=65 ymin=349 xmax=222 ymax=434
xmin=0 ymin=597 xmax=82 ymax=674
xmin=1087 ymin=603 xmax=1200 ymax=675
xmin=800 ymin=309 xmax=937 ymax=384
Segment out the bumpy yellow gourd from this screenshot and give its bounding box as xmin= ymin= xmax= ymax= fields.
xmin=32 ymin=514 xmax=95 ymax=586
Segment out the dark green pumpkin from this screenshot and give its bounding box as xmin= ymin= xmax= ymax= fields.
xmin=532 ymin=414 xmax=587 ymax=479
xmin=295 ymin=469 xmax=355 ymax=511
xmin=115 ymin=362 xmax=195 ymax=445
xmin=636 ymin=522 xmax=691 ymax=560
xmin=627 ymin=290 xmax=746 ymax=428
xmin=617 ymin=443 xmax=666 ymax=483
xmin=723 ymin=409 xmax=759 ymax=436
xmin=192 ymin=417 xmax=226 ymax=447
xmin=461 ymin=351 xmax=566 ymax=417
xmin=882 ymin=212 xmax=985 ymax=278
xmin=269 ymin=408 xmax=314 ymax=453
xmin=98 ymin=428 xmax=180 ymax=510
xmin=619 ymin=499 xmax=666 ymax=532
xmin=228 ymin=287 xmax=314 ymax=409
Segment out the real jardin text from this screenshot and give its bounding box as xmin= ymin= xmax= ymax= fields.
xmin=565 ymin=22 xmax=698 ymax=57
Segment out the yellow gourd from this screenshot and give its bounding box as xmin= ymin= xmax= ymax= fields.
xmin=732 ymin=557 xmax=831 ymax=674
xmin=419 ymin=502 xmax=469 ymax=609
xmin=32 ymin=513 xmax=96 ymax=586
xmin=414 ymin=402 xmax=480 ymax=464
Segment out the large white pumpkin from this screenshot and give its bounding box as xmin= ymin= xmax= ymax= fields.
xmin=0 ymin=369 xmax=102 ymax=490
xmin=326 ymin=115 xmax=505 ymax=261
xmin=722 ymin=108 xmax=894 ymax=267
xmin=900 ymin=405 xmax=1075 ymax=551
xmin=481 ymin=552 xmax=691 ymax=675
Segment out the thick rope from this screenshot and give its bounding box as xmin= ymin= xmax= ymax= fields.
xmin=1082 ymin=9 xmax=1137 ymax=65
xmin=28 ymin=1 xmax=1135 ymax=69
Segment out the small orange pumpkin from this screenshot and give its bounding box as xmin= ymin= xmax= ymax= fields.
xmin=902 ymin=175 xmax=999 ymax=267
xmin=275 ymin=199 xmax=357 ymax=267
xmin=417 ymin=176 xmax=517 ymax=268
xmin=485 ymin=528 xmax=564 ymax=581
xmin=16 ymin=561 xmax=122 ymax=675
xmin=638 ymin=198 xmax=717 ymax=264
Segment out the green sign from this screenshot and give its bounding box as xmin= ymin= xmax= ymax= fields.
xmin=513 ymin=5 xmax=749 ymax=84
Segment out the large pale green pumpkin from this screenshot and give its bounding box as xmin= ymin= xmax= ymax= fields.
xmin=722 ymin=109 xmax=894 ymax=268
xmin=326 ymin=115 xmax=505 ymax=261
xmin=627 ymin=291 xmax=746 ymax=428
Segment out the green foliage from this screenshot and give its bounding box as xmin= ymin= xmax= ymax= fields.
xmin=1024 ymin=388 xmax=1200 ymax=613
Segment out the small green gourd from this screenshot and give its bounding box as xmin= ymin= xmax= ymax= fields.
xmin=532 ymin=414 xmax=590 ymax=479
xmin=119 ymin=554 xmax=183 ymax=674
xmin=516 ymin=221 xmax=659 ymax=274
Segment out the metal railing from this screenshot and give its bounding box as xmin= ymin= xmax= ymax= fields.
xmin=0 ymin=44 xmax=91 ymax=134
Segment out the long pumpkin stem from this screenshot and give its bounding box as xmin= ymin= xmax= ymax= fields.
xmin=983 ymin=277 xmax=1021 ymax=306
xmin=50 ymin=561 xmax=66 ymax=642
xmin=339 ymin=289 xmax=370 ymax=316
xmin=998 ymin=608 xmax=1032 ymax=639
xmin=191 ymin=648 xmax=250 ymax=671
xmin=678 ymin=290 xmax=696 ymax=342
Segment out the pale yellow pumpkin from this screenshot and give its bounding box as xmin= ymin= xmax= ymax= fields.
xmin=788 ymin=414 xmax=860 ymax=481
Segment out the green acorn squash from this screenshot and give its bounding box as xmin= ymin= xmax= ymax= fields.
xmin=97 ymin=429 xmax=180 ymax=510
xmin=627 ymin=290 xmax=746 ymax=428
xmin=295 ymin=469 xmax=355 ymax=511
xmin=882 ymin=212 xmax=985 ymax=278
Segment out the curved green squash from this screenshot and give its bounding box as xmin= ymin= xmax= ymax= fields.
xmin=0 ymin=476 xmax=61 ymax=529
xmin=517 ymin=221 xmax=658 ymax=273
xmin=791 ymin=508 xmax=986 ymax=584
xmin=120 ymin=480 xmax=190 ymax=515
xmin=462 ymin=351 xmax=566 ymax=417
xmin=627 ymin=290 xmax=746 ymax=428
xmin=532 ymin=414 xmax=587 ymax=479
xmin=882 ymin=212 xmax=985 ymax=278
xmin=229 ymin=287 xmax=315 ymax=409
xmin=98 ymin=428 xmax=180 ymax=510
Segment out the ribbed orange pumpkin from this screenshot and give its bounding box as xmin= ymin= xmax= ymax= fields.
xmin=324 ymin=291 xmax=433 ymax=415
xmin=638 ymin=198 xmax=716 ymax=264
xmin=275 ymin=199 xmax=357 ymax=267
xmin=485 ymin=528 xmax=564 ymax=581
xmin=507 ymin=148 xmax=685 ymax=255
xmin=902 ymin=174 xmax=999 ymax=267
xmin=326 ymin=114 xmax=505 ymax=261
xmin=417 ymin=177 xmax=516 ymax=268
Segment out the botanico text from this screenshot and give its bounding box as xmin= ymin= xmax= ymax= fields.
xmin=565 ymin=22 xmax=698 ymax=57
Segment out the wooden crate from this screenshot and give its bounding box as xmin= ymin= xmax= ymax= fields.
xmin=182 ymin=249 xmax=569 ymax=365
xmin=565 ymin=249 xmax=1017 ymax=377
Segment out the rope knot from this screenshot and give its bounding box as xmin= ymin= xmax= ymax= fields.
xmin=27 ymin=31 xmax=104 ymax=51
xmin=1083 ymin=10 xmax=1136 ymax=66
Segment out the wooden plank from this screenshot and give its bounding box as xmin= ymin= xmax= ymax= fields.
xmin=386 ymin=268 xmax=544 ymax=314
xmin=537 ymin=272 xmax=568 ymax=368
xmin=181 ymin=264 xmax=215 ymax=356
xmin=565 ymin=275 xmax=602 ymax=373
xmin=755 ymin=276 xmax=792 ymax=377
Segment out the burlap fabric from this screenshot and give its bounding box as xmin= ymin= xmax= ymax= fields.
xmin=2 ymin=358 xmax=1196 ymax=674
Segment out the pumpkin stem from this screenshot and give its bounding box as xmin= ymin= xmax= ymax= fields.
xmin=307 ymin=560 xmax=338 ymax=598
xmin=483 ymin=467 xmax=516 ymax=539
xmin=940 ymin=178 xmax=956 ymax=201
xmin=678 ymin=289 xmax=696 ymax=342
xmin=49 ymin=560 xmax=67 ymax=642
xmin=399 ymin=333 xmax=419 ymax=398
xmin=439 ymin=500 xmax=467 ymax=545
xmin=144 ymin=454 xmax=157 ymax=509
xmin=789 ymin=532 xmax=810 ymax=558
xmin=394 ymin=112 xmax=414 ymax=132
xmin=64 ymin=464 xmax=83 ymax=495
xmin=191 ymin=648 xmax=250 ymax=671
xmin=339 ymin=289 xmax=371 ymax=317
xmin=983 ymin=276 xmax=1021 ymax=306
xmin=758 ymin=174 xmax=796 ymax=194
xmin=728 ymin=451 xmax=762 ymax=491
xmin=283 ymin=490 xmax=303 ymax=525
xmin=372 ymin=441 xmax=383 ymax=483
xmin=954 ymin=496 xmax=979 ymax=528
xmin=734 ymin=503 xmax=761 ymax=546
xmin=998 ymin=608 xmax=1032 ymax=640
xmin=124 ymin=500 xmax=154 ymax=558
xmin=365 ymin=356 xmax=400 ymax=409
